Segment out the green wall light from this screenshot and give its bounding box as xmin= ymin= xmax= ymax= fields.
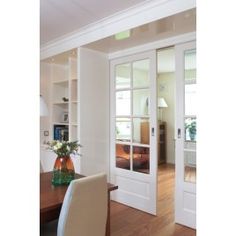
xmin=115 ymin=30 xmax=130 ymax=40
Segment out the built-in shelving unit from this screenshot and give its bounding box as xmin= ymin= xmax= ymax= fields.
xmin=49 ymin=50 xmax=79 ymax=142
xmin=40 ymin=49 xmax=81 ymax=173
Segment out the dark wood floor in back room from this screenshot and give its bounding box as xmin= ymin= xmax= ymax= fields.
xmin=110 ymin=164 xmax=196 ymax=236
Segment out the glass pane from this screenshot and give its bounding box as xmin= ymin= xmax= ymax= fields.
xmin=116 ymin=91 xmax=130 ymax=116
xmin=116 ymin=143 xmax=130 ymax=170
xmin=116 ymin=118 xmax=131 ymax=142
xmin=185 ymin=84 xmax=196 ymax=116
xmin=133 ymin=59 xmax=150 ymax=88
xmin=132 ymin=146 xmax=149 ymax=174
xmin=185 ymin=117 xmax=196 ymax=141
xmin=133 ymin=118 xmax=149 ymax=144
xmin=133 ymin=89 xmax=149 ymax=116
xmin=184 ymin=142 xmax=196 ymax=183
xmin=184 ymin=48 xmax=196 ymax=183
xmin=116 ymin=63 xmax=131 ymax=89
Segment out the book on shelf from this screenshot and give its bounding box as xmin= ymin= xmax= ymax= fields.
xmin=53 ymin=125 xmax=69 ymax=141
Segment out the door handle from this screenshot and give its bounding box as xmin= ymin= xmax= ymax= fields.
xmin=177 ymin=128 xmax=181 ymax=138
xmin=151 ymin=127 xmax=155 ymax=136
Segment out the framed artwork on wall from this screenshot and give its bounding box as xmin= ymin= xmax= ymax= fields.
xmin=61 ymin=112 xmax=69 ymax=123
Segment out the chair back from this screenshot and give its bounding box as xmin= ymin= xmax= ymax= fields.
xmin=57 ymin=173 xmax=108 ymax=236
xmin=40 ymin=161 xmax=44 ymax=173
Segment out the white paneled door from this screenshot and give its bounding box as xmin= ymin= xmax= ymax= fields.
xmin=175 ymin=41 xmax=196 ymax=228
xmin=110 ymin=51 xmax=157 ymax=215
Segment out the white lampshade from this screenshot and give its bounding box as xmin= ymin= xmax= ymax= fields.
xmin=158 ymin=97 xmax=168 ymax=108
xmin=40 ymin=95 xmax=48 ymax=116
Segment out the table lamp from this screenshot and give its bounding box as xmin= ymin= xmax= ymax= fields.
xmin=158 ymin=97 xmax=168 ymax=122
xmin=40 ymin=95 xmax=49 ymax=117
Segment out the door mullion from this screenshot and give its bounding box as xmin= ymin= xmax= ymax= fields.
xmin=130 ymin=61 xmax=133 ymax=172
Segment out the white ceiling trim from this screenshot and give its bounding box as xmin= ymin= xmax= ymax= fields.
xmin=108 ymin=32 xmax=196 ymax=60
xmin=40 ymin=0 xmax=196 ymax=60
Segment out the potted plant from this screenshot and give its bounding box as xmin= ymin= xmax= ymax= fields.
xmin=185 ymin=120 xmax=196 ymax=141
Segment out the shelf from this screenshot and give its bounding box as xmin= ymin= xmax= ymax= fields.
xmin=53 ymin=101 xmax=69 ymax=105
xmin=53 ymin=122 xmax=69 ymax=126
xmin=53 ymin=79 xmax=69 ymax=84
xmin=71 ymin=123 xmax=78 ymax=126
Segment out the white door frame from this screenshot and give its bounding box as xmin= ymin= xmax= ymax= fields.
xmin=110 ymin=50 xmax=157 ymax=215
xmin=175 ymin=41 xmax=196 ymax=229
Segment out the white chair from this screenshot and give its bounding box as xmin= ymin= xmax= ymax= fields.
xmin=40 ymin=161 xmax=44 ymax=173
xmin=57 ymin=173 xmax=108 ymax=236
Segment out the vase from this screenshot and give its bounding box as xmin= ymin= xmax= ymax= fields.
xmin=52 ymin=156 xmax=75 ymax=186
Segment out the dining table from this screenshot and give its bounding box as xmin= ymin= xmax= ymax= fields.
xmin=40 ymin=172 xmax=118 ymax=236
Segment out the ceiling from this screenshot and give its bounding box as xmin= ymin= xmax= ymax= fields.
xmin=84 ymin=9 xmax=196 ymax=54
xmin=40 ymin=0 xmax=149 ymax=45
xmin=41 ymin=1 xmax=195 ymax=73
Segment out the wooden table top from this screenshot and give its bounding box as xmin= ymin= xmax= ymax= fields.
xmin=40 ymin=172 xmax=118 ymax=215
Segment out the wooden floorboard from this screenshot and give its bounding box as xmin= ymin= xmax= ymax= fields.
xmin=110 ymin=164 xmax=196 ymax=236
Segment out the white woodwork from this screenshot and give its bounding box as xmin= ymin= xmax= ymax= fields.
xmin=175 ymin=41 xmax=196 ymax=229
xmin=78 ymin=48 xmax=110 ymax=177
xmin=40 ymin=51 xmax=81 ymax=173
xmin=110 ymin=50 xmax=157 ymax=215
xmin=40 ymin=0 xmax=196 ymax=59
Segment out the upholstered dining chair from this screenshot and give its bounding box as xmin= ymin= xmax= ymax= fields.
xmin=40 ymin=161 xmax=44 ymax=173
xmin=57 ymin=172 xmax=108 ymax=236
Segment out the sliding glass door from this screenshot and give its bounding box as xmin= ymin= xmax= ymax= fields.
xmin=110 ymin=50 xmax=157 ymax=214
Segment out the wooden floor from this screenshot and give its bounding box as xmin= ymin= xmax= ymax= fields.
xmin=110 ymin=164 xmax=196 ymax=236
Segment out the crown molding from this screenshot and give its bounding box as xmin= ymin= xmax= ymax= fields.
xmin=40 ymin=0 xmax=196 ymax=60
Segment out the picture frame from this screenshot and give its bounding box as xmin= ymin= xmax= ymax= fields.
xmin=61 ymin=112 xmax=69 ymax=123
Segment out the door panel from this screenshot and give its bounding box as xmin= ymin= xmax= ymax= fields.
xmin=110 ymin=51 xmax=157 ymax=214
xmin=175 ymin=41 xmax=196 ymax=228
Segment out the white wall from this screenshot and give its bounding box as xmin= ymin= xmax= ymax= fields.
xmin=40 ymin=62 xmax=57 ymax=172
xmin=40 ymin=62 xmax=51 ymax=144
xmin=78 ymin=48 xmax=110 ymax=177
xmin=157 ymin=72 xmax=175 ymax=164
